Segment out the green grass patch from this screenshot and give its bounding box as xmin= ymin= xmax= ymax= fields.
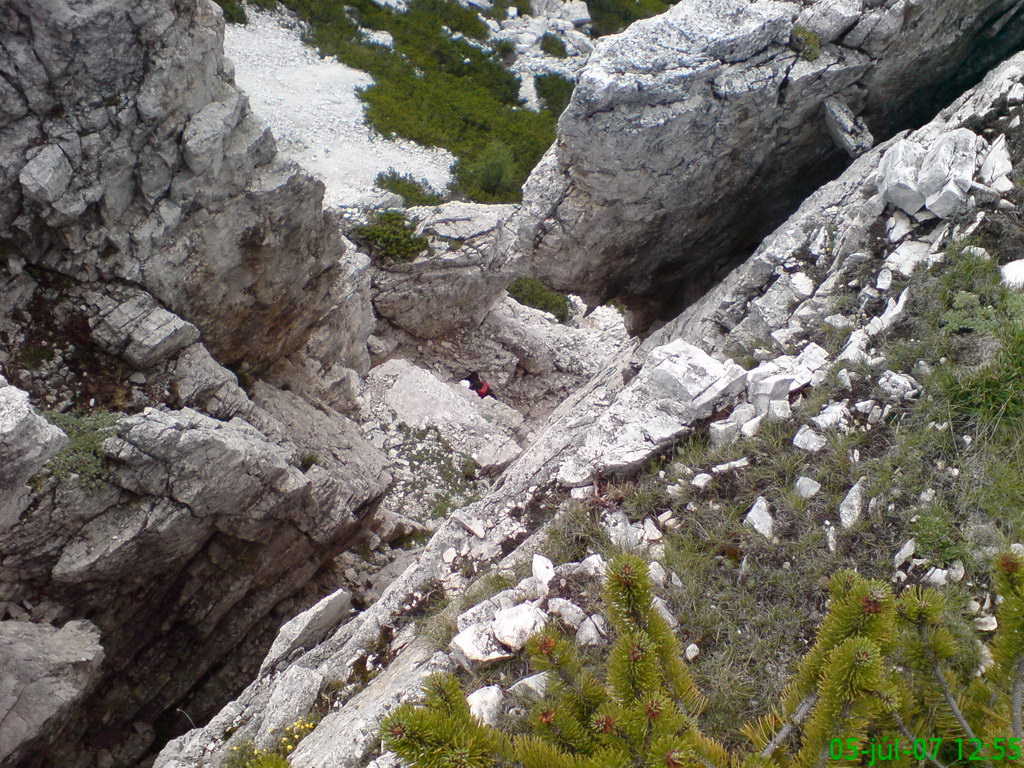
xmin=18 ymin=344 xmax=54 ymax=370
xmin=507 ymin=276 xmax=571 ymax=322
xmin=539 ymin=32 xmax=567 ymax=58
xmin=350 ymin=210 xmax=430 ymax=263
xmin=41 ymin=411 xmax=120 ymax=488
xmin=375 ymin=170 xmax=447 ymax=206
xmin=790 ymin=24 xmax=821 ymax=61
xmin=535 ymin=72 xmax=574 ymax=116
xmin=587 ymin=0 xmax=671 ymax=37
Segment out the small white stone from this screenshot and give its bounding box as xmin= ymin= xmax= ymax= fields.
xmin=648 ymin=561 xmax=667 ymax=587
xmin=948 ymin=560 xmax=965 ymax=583
xmin=793 ymin=425 xmax=827 ymax=452
xmin=812 ymin=400 xmax=849 ymax=431
xmin=691 ymin=473 xmax=713 ymax=489
xmin=574 ymin=554 xmax=606 ymax=579
xmin=923 ymin=567 xmax=948 ymax=587
xmin=711 ymin=457 xmax=749 ymax=473
xmin=740 ymin=414 xmax=764 ymax=438
xmin=826 ymin=525 xmax=838 ymax=553
xmin=548 ymin=598 xmax=586 ymax=629
xmin=685 ymin=643 xmax=699 ymax=661
xmin=642 ymin=518 xmax=662 ymax=542
xmin=876 ymin=269 xmax=893 ymax=291
xmin=744 ymin=496 xmax=774 ymax=540
xmin=1001 ymin=259 xmax=1024 ymax=289
xmin=508 ymin=672 xmax=548 ymax=698
xmin=653 ymin=596 xmax=679 ymax=629
xmin=894 ymin=538 xmax=916 ymax=569
xmin=532 ymin=554 xmax=555 ymax=586
xmin=795 ymin=476 xmax=821 ymax=499
xmin=839 ymin=482 xmax=865 ymax=529
xmin=466 ymin=685 xmax=505 ymax=726
xmin=575 ymin=614 xmax=607 ymax=646
xmin=442 ymin=547 xmax=457 ymax=564
xmin=974 ymin=615 xmax=998 ymax=632
xmin=492 ymin=604 xmax=547 ymax=651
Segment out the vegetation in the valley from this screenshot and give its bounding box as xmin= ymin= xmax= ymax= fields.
xmin=507 ymin=277 xmax=572 ymax=322
xmin=376 ymin=170 xmax=448 ymax=206
xmin=535 ymin=73 xmax=575 ymax=116
xmin=539 ymin=33 xmax=567 ymax=58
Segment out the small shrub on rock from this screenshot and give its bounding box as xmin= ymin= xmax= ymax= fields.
xmin=351 ymin=211 xmax=431 ymax=263
xmin=539 ymin=33 xmax=567 ymax=58
xmin=376 ymin=170 xmax=447 ymax=206
xmin=41 ymin=411 xmax=120 ymax=488
xmin=507 ymin=277 xmax=571 ymax=322
xmin=535 ymin=73 xmax=574 ymax=116
xmin=456 ymin=141 xmax=520 ymax=202
xmin=790 ymin=25 xmax=821 ymax=61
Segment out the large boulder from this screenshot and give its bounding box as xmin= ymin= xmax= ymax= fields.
xmin=511 ymin=0 xmax=1024 ymax=327
xmin=0 ymin=619 xmax=104 ymax=765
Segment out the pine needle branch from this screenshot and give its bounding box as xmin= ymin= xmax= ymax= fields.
xmin=759 ymin=693 xmax=818 ymax=759
xmin=1012 ymin=654 xmax=1024 ymax=740
xmin=894 ymin=714 xmax=950 ymax=768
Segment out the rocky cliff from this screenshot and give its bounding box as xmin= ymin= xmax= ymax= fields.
xmin=511 ymin=0 xmax=1024 ymax=328
xmin=3 ymin=0 xmax=1024 ymax=765
xmin=156 ymin=33 xmax=1024 ymax=768
xmin=0 ymin=1 xmax=391 ymax=765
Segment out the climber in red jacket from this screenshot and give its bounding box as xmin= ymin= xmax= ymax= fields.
xmin=463 ymin=371 xmax=497 ymax=399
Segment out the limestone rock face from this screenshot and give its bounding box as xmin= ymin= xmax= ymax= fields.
xmin=557 ymin=340 xmax=747 ymax=485
xmin=372 ymin=203 xmax=518 ymax=339
xmin=0 ymin=2 xmax=393 ymax=764
xmin=0 ymin=379 xmax=66 ymax=534
xmin=0 ymin=0 xmax=372 ymax=375
xmin=0 ymin=397 xmax=389 ymax=766
xmin=0 ymin=619 xmax=104 ymax=765
xmin=511 ymin=0 xmax=1024 ymax=325
xmin=364 ymin=358 xmax=522 ymax=471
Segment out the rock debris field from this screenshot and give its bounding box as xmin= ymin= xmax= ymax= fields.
xmin=223 ymin=7 xmax=455 ymax=208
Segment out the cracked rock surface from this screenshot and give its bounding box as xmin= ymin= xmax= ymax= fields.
xmin=510 ymin=0 xmax=1024 ymax=327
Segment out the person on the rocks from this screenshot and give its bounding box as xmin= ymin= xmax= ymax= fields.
xmin=462 ymin=371 xmax=497 ymax=399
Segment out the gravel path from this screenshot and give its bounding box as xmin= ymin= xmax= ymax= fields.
xmin=224 ymin=7 xmax=455 ymax=208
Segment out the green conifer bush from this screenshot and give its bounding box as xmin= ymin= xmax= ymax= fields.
xmin=350 ymin=211 xmax=431 ymax=263
xmin=383 ymin=552 xmax=1024 ymax=768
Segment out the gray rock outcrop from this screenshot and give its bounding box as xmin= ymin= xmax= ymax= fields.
xmin=372 ymin=202 xmax=517 ymax=339
xmin=0 ymin=0 xmax=393 ymax=764
xmin=0 ymin=378 xmax=66 ymax=534
xmin=1 ymin=0 xmax=372 ymax=378
xmin=0 ymin=619 xmax=104 ymax=765
xmin=511 ymin=0 xmax=1024 ymax=326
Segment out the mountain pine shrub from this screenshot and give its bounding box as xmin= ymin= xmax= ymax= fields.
xmin=383 ymin=552 xmax=1024 ymax=768
xmin=350 ymin=211 xmax=430 ymax=263
xmin=507 ymin=277 xmax=571 ymax=322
